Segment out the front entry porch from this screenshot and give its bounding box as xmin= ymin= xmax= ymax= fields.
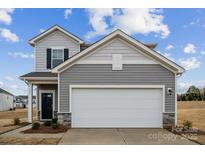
xmin=26 ymin=83 xmax=58 ymax=123
xmin=20 ymin=72 xmax=58 ymax=123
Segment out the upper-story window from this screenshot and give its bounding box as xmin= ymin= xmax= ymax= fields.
xmin=52 ymin=49 xmax=64 ymax=68
xmin=47 ymin=48 xmax=69 ymax=69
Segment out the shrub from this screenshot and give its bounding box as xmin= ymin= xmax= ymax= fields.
xmin=43 ymin=121 xmax=51 ymax=126
xmin=52 ymin=123 xmax=59 ymax=129
xmin=52 ymin=118 xmax=58 ymax=124
xmin=13 ymin=118 xmax=20 ymax=125
xmin=32 ymin=122 xmax=40 ymax=129
xmin=183 ymin=120 xmax=193 ymax=129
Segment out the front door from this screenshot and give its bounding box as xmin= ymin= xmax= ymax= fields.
xmin=41 ymin=93 xmax=53 ymax=120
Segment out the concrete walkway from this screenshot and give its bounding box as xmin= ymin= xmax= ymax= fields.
xmin=59 ymin=128 xmax=197 ymax=145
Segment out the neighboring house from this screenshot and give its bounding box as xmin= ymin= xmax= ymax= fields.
xmin=0 ymin=88 xmax=15 ymax=111
xmin=15 ymin=95 xmax=36 ymax=108
xmin=20 ymin=25 xmax=185 ymax=128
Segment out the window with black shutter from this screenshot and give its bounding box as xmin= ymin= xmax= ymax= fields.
xmin=46 ymin=48 xmax=52 ymax=69
xmin=64 ymin=48 xmax=69 ymax=61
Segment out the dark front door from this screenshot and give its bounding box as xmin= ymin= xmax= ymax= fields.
xmin=41 ymin=93 xmax=53 ymax=120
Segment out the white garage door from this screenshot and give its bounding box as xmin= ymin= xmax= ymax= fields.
xmin=71 ymin=87 xmax=163 ymax=128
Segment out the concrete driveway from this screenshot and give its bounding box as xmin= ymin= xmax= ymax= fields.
xmin=59 ymin=128 xmax=197 ymax=145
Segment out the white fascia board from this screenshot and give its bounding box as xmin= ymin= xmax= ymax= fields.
xmin=19 ymin=77 xmax=58 ymax=81
xmin=52 ymin=30 xmax=185 ymax=74
xmin=70 ymin=84 xmax=165 ymax=89
xmin=117 ymin=31 xmax=185 ymax=74
xmin=29 ymin=25 xmax=84 ymax=46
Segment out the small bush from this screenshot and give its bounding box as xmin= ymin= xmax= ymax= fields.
xmin=183 ymin=120 xmax=193 ymax=129
xmin=13 ymin=118 xmax=20 ymax=125
xmin=52 ymin=118 xmax=58 ymax=124
xmin=52 ymin=123 xmax=59 ymax=129
xmin=32 ymin=122 xmax=40 ymax=130
xmin=43 ymin=121 xmax=52 ymax=126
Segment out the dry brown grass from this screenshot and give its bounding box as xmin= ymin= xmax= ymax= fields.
xmin=177 ymin=101 xmax=205 ymax=132
xmin=0 ymin=108 xmax=36 ymax=134
xmin=0 ymin=137 xmax=60 ymax=145
xmin=0 ymin=108 xmax=36 ymax=120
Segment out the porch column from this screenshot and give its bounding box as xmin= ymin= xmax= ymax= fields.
xmin=28 ymin=83 xmax=33 ymax=123
xmin=36 ymin=86 xmax=39 ymax=120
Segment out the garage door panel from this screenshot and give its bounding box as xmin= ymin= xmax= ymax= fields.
xmin=71 ymin=88 xmax=163 ymax=128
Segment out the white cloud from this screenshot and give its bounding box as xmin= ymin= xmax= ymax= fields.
xmin=4 ymin=76 xmax=14 ymax=81
xmin=8 ymin=52 xmax=34 ymax=59
xmin=39 ymin=29 xmax=45 ymax=33
xmin=9 ymin=84 xmax=19 ymax=89
xmin=179 ymin=57 xmax=201 ymax=70
xmin=178 ymin=82 xmax=191 ymax=92
xmin=165 ymin=44 xmax=174 ymax=51
xmin=163 ymin=52 xmax=175 ymax=61
xmin=64 ymin=9 xmax=72 ymax=19
xmin=85 ymin=8 xmax=114 ymax=39
xmin=85 ymin=8 xmax=170 ymax=40
xmin=0 ymin=8 xmax=14 ymax=25
xmin=0 ymin=81 xmax=3 ymax=87
xmin=0 ymin=28 xmax=19 ymax=42
xmin=0 ymin=79 xmax=28 ymax=95
xmin=178 ymin=80 xmax=205 ymax=93
xmin=112 ymin=9 xmax=170 ymax=39
xmin=184 ymin=43 xmax=196 ymax=54
xmin=200 ymin=51 xmax=205 ymax=55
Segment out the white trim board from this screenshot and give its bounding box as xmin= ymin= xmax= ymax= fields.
xmin=69 ymin=84 xmax=165 ymax=128
xmin=39 ymin=90 xmax=55 ymax=121
xmin=175 ymin=73 xmax=177 ymax=126
xmin=52 ymin=30 xmax=185 ymax=74
xmin=29 ymin=25 xmax=84 ymax=46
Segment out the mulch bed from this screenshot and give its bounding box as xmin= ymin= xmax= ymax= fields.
xmin=168 ymin=127 xmax=205 ymax=145
xmin=22 ymin=125 xmax=70 ymax=134
xmin=173 ymin=127 xmax=205 ymax=135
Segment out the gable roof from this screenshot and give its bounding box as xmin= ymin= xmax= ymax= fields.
xmin=0 ymin=88 xmax=14 ymax=96
xmin=29 ymin=25 xmax=84 ymax=46
xmin=51 ymin=29 xmax=185 ymax=75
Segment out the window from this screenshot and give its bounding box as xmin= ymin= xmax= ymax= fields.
xmin=52 ymin=49 xmax=64 ymax=68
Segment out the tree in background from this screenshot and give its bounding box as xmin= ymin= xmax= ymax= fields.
xmin=201 ymin=87 xmax=205 ymax=100
xmin=178 ymin=85 xmax=204 ymax=101
xmin=186 ymin=86 xmax=202 ymax=101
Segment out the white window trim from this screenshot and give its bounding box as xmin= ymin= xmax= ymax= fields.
xmin=39 ymin=90 xmax=55 ymax=121
xmin=51 ymin=48 xmax=64 ymax=69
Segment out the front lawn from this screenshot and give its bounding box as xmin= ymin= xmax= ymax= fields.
xmin=0 ymin=108 xmax=36 ymax=134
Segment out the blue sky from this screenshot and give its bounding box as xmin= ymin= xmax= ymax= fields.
xmin=0 ymin=8 xmax=205 ymax=95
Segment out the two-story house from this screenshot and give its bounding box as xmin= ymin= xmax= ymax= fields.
xmin=20 ymin=25 xmax=184 ymax=128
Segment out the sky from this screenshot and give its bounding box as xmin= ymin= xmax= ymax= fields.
xmin=0 ymin=8 xmax=205 ymax=95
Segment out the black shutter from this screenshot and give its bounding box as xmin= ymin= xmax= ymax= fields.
xmin=47 ymin=48 xmax=52 ymax=69
xmin=64 ymin=48 xmax=69 ymax=61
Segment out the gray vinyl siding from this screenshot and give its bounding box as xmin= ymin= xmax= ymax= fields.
xmin=59 ymin=64 xmax=175 ymax=113
xmin=79 ymin=38 xmax=157 ymax=64
xmin=38 ymin=84 xmax=58 ymax=111
xmin=35 ymin=30 xmax=80 ymax=72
